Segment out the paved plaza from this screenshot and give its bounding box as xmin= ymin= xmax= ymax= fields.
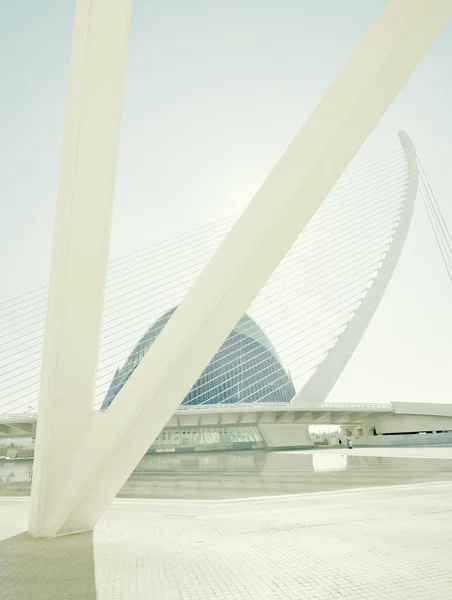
xmin=1 ymin=473 xmax=452 ymax=599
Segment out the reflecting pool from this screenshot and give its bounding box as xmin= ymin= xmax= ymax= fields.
xmin=1 ymin=450 xmax=451 ymax=499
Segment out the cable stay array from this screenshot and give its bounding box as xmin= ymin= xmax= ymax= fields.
xmin=417 ymin=159 xmax=452 ymax=284
xmin=0 ymin=148 xmax=415 ymax=414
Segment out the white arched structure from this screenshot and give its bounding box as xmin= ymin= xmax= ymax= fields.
xmin=29 ymin=0 xmax=452 ymax=537
xmin=291 ymin=131 xmax=419 ymax=407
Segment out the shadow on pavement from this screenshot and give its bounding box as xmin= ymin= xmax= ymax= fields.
xmin=0 ymin=530 xmax=96 ymax=600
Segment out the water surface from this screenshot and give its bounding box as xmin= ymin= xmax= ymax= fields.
xmin=1 ymin=450 xmax=451 ymax=499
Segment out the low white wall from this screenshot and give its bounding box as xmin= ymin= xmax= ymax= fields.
xmin=354 ymin=431 xmax=452 ymax=447
xmin=258 ymin=423 xmax=312 ymax=448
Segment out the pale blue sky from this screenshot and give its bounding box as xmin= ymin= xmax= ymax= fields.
xmin=0 ymin=0 xmax=451 ymax=405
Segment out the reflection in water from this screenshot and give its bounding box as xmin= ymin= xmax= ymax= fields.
xmin=312 ymin=453 xmax=347 ymax=472
xmin=1 ymin=451 xmax=452 ymax=500
xmin=134 ymin=452 xmax=257 ymax=474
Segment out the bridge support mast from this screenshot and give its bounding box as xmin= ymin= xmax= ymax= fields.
xmin=29 ymin=0 xmax=133 ymax=536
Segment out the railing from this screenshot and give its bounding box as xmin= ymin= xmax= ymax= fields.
xmin=323 ymin=402 xmax=393 ymax=411
xmin=0 ymin=413 xmax=38 ymax=422
xmin=177 ymin=401 xmax=393 ymax=412
xmin=175 ymin=402 xmax=292 ymax=412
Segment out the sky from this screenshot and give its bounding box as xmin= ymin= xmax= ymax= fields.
xmin=0 ymin=0 xmax=451 ymax=407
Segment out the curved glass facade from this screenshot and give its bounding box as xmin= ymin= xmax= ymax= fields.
xmin=101 ymin=307 xmax=295 ymax=409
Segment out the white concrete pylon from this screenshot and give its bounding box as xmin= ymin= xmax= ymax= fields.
xmin=28 ymin=0 xmax=133 ymax=536
xmin=30 ymin=0 xmax=452 ymax=537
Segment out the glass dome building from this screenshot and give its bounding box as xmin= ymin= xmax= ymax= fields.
xmin=101 ymin=307 xmax=295 ymax=410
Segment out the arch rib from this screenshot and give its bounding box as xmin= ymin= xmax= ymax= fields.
xmin=291 ymin=131 xmax=419 ymax=407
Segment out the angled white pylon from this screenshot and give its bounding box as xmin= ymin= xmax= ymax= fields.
xmin=29 ymin=0 xmax=133 ymax=536
xmin=30 ymin=0 xmax=452 ymax=537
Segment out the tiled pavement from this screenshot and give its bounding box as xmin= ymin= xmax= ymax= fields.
xmin=1 ymin=481 xmax=452 ymax=600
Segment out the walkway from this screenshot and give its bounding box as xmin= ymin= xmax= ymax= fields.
xmin=1 ymin=480 xmax=452 ymax=599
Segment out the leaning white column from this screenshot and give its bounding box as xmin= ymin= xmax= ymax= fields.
xmin=29 ymin=0 xmax=133 ymax=537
